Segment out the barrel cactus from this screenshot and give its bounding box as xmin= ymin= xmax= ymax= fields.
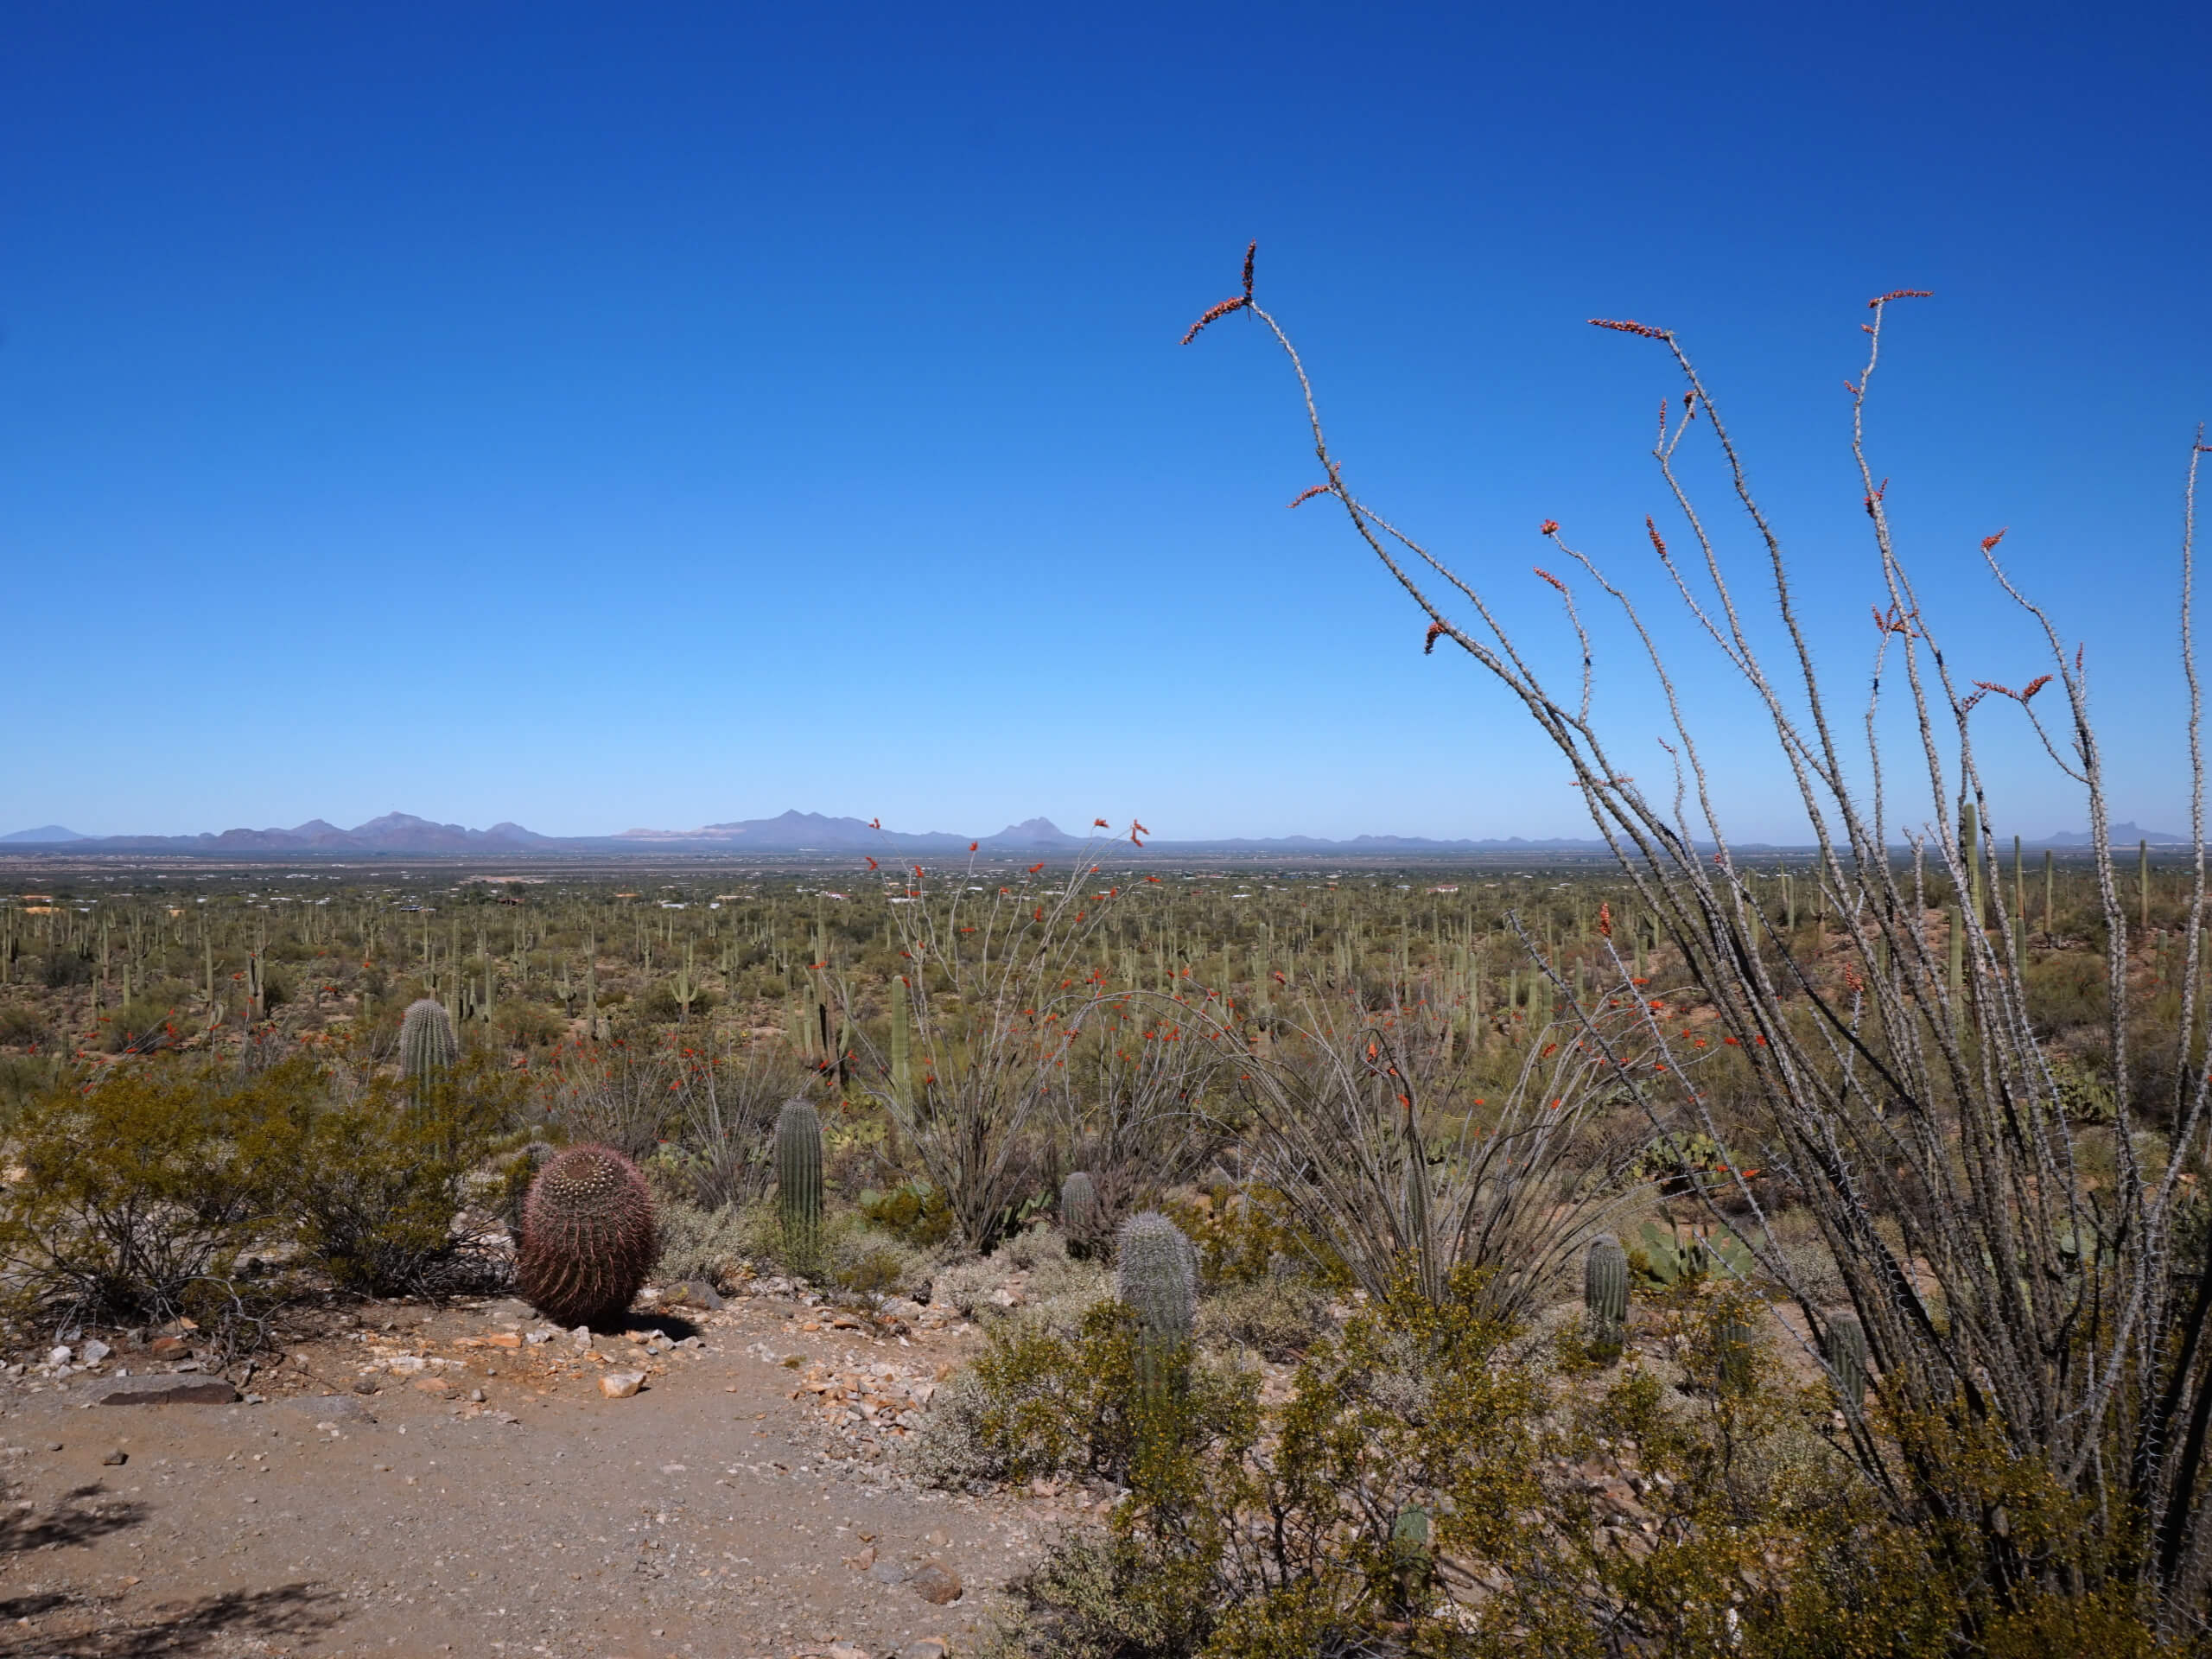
xmin=399 ymin=997 xmax=459 ymax=1084
xmin=1824 ymin=1311 xmax=1869 ymax=1414
xmin=776 ymin=1098 xmax=823 ymax=1272
xmin=1585 ymin=1233 xmax=1629 ymax=1363
xmin=516 ymin=1145 xmax=658 ymax=1329
xmin=1061 ymin=1171 xmax=1099 ymax=1258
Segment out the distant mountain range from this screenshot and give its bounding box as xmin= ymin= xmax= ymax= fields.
xmin=0 ymin=809 xmax=1617 ymax=858
xmin=0 ymin=810 xmax=2193 ymax=858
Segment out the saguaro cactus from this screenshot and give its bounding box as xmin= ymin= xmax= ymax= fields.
xmin=1061 ymin=1171 xmax=1099 ymax=1256
xmin=1824 ymin=1312 xmax=1869 ymax=1416
xmin=400 ymin=997 xmax=459 ymax=1084
xmin=777 ymin=1098 xmax=824 ymax=1271
xmin=1585 ymin=1233 xmax=1629 ymax=1362
xmin=889 ymin=975 xmax=912 ymax=1102
xmin=1116 ymin=1211 xmax=1198 ymax=1393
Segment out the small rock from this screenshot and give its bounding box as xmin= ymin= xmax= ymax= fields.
xmin=44 ymin=1441 xmax=63 ymax=1452
xmin=868 ymin=1559 xmax=908 ymax=1586
xmin=46 ymin=1346 xmax=72 ymax=1368
xmin=96 ymin=1375 xmax=240 ymax=1407
xmin=908 ymin=1561 xmax=963 ymax=1605
xmin=668 ymin=1278 xmax=724 ymax=1309
xmin=823 ymin=1644 xmax=870 ymax=1659
xmin=353 ymin=1377 xmax=380 ymax=1395
xmin=146 ymin=1337 xmax=190 ymax=1359
xmin=481 ymin=1332 xmax=521 ymax=1349
xmin=101 ymin=1450 xmax=126 ymax=1466
xmin=279 ymin=1395 xmax=374 ymax=1425
xmin=600 ymin=1371 xmax=645 ymax=1399
xmin=79 ymin=1340 xmax=111 ymax=1366
xmin=902 ymin=1642 xmax=950 ymax=1659
xmin=412 ymin=1377 xmax=454 ymax=1396
xmin=880 ymin=1298 xmax=926 ymax=1323
xmin=844 ymin=1544 xmax=877 ymax=1571
xmin=468 ymin=1388 xmax=486 ymax=1403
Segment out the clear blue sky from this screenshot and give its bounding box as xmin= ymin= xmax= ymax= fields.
xmin=7 ymin=3 xmax=2209 ymax=843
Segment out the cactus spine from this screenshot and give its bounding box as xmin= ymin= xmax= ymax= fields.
xmin=399 ymin=997 xmax=459 ymax=1084
xmin=516 ymin=1145 xmax=658 ymax=1329
xmin=777 ymin=1097 xmax=824 ymax=1273
xmin=1061 ymin=1170 xmax=1098 ymax=1257
xmin=1824 ymin=1312 xmax=1869 ymax=1415
xmin=1585 ymin=1233 xmax=1629 ymax=1363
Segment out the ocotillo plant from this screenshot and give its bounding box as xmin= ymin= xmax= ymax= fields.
xmin=400 ymin=997 xmax=459 ymax=1084
xmin=1116 ymin=1211 xmax=1197 ymax=1395
xmin=1585 ymin=1233 xmax=1628 ymax=1363
xmin=515 ymin=1145 xmax=658 ymax=1329
xmin=776 ymin=1097 xmax=823 ymax=1274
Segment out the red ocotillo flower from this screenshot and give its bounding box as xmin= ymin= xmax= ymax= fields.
xmin=1288 ymin=484 xmax=1334 ymax=509
xmin=1598 ymin=901 xmax=1612 ymax=938
xmin=1424 ymin=620 xmax=1447 ymax=654
xmin=1535 ymin=567 xmax=1567 ymax=592
xmin=1241 ymin=239 xmax=1255 ymax=300
xmin=1646 ymin=517 xmax=1669 ymax=560
xmin=1540 ymin=518 xmax=1560 ymax=536
xmin=1982 ymin=529 xmax=2008 ymax=553
xmin=1589 ymin=318 xmax=1672 ymax=340
xmin=1093 ymin=817 xmax=1109 ymax=828
xmin=1181 ymin=295 xmax=1248 ymax=345
xmin=1869 ymin=289 xmax=1933 ymax=308
xmin=865 ymin=856 xmax=878 ymax=870
xmin=1028 ymin=861 xmax=1045 ymax=874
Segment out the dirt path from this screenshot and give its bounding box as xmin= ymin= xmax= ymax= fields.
xmin=0 ymin=1292 xmax=1075 ymax=1658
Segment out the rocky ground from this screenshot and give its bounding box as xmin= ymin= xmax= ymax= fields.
xmin=0 ymin=1286 xmax=1086 ymax=1659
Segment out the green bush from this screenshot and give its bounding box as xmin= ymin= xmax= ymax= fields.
xmin=0 ymin=1058 xmax=301 ymax=1329
xmin=270 ymin=1054 xmax=516 ymax=1296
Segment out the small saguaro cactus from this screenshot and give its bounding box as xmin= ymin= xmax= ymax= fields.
xmin=1116 ymin=1211 xmax=1198 ymax=1393
xmin=1824 ymin=1312 xmax=1869 ymax=1415
xmin=889 ymin=974 xmax=912 ymax=1102
xmin=1061 ymin=1171 xmax=1099 ymax=1257
xmin=1389 ymin=1506 xmax=1434 ymax=1607
xmin=1716 ymin=1306 xmax=1758 ymax=1395
xmin=399 ymin=997 xmax=459 ymax=1084
xmin=777 ymin=1097 xmax=824 ymax=1272
xmin=516 ymin=1145 xmax=658 ymax=1330
xmin=1585 ymin=1233 xmax=1629 ymax=1363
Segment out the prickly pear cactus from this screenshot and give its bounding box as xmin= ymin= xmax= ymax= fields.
xmin=516 ymin=1145 xmax=658 ymax=1330
xmin=1585 ymin=1233 xmax=1629 ymax=1362
xmin=776 ymin=1098 xmax=823 ymax=1272
xmin=399 ymin=997 xmax=458 ymax=1084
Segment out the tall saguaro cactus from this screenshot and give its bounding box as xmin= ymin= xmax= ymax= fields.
xmin=1585 ymin=1233 xmax=1628 ymax=1363
xmin=400 ymin=997 xmax=459 ymax=1084
xmin=777 ymin=1097 xmax=824 ymax=1273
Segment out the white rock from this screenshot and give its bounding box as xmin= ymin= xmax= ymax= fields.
xmin=46 ymin=1347 xmax=70 ymax=1368
xmin=79 ymin=1340 xmax=111 ymax=1365
xmin=600 ymin=1372 xmax=645 ymax=1400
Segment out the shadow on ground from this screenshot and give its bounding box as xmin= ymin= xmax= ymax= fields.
xmin=0 ymin=1582 xmax=343 ymax=1657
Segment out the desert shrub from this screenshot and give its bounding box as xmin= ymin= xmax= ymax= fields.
xmin=99 ymin=998 xmax=184 ymax=1054
xmin=655 ymin=1199 xmax=757 ymax=1288
xmin=861 ymin=1179 xmax=959 ymax=1249
xmin=1195 ymin=1275 xmax=1330 ymax=1360
xmin=270 ymin=1052 xmax=518 ymax=1297
xmin=909 ymin=1298 xmax=1256 ymax=1497
xmin=493 ymin=997 xmax=564 ymax=1047
xmin=0 ymin=1058 xmax=301 ymax=1329
xmin=0 ymin=1002 xmax=48 ymax=1047
xmin=982 ymin=1266 xmax=2161 ymax=1658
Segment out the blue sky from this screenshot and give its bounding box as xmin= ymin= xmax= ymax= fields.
xmin=6 ymin=3 xmax=2209 ymax=842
